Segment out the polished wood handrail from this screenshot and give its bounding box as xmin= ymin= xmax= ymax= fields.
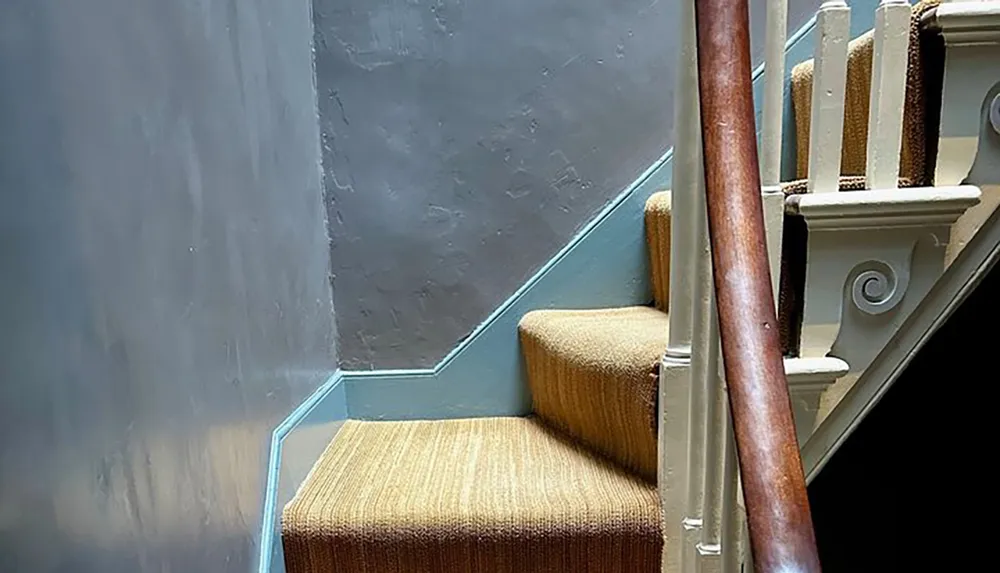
xmin=693 ymin=0 xmax=822 ymax=571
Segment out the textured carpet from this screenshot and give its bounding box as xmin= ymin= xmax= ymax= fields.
xmin=789 ymin=0 xmax=941 ymax=186
xmin=645 ymin=191 xmax=672 ymax=312
xmin=282 ymin=417 xmax=662 ymax=573
xmin=519 ymin=306 xmax=667 ymax=483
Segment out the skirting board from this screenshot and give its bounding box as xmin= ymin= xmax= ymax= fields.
xmin=259 ymin=3 xmax=882 ymax=571
xmin=259 ymin=371 xmax=347 ymax=573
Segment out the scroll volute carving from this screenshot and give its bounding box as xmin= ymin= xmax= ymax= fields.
xmin=849 ymin=259 xmax=910 ymax=316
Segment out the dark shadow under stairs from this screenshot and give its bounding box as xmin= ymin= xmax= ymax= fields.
xmin=809 ymin=253 xmax=997 ymax=572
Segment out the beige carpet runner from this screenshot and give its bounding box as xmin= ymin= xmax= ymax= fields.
xmin=520 ymin=306 xmax=667 ymax=482
xmin=282 ymin=418 xmax=662 ymax=573
xmin=282 ymin=196 xmax=673 ymax=573
xmin=645 ymin=191 xmax=672 ymax=312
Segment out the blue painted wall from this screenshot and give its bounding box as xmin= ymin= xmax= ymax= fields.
xmin=260 ymin=374 xmax=348 ymax=573
xmin=0 ymin=1 xmax=337 ymax=571
xmin=344 ymin=0 xmax=884 ymax=420
xmin=317 ymin=0 xmax=829 ymax=370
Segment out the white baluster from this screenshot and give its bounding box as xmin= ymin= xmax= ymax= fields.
xmin=720 ymin=409 xmax=744 ymax=573
xmin=807 ymin=1 xmax=851 ymax=194
xmin=865 ymin=0 xmax=911 ymax=190
xmin=741 ymin=519 xmax=755 ymax=573
xmin=666 ymin=0 xmax=702 ymax=359
xmin=661 ymin=0 xmax=701 ymax=570
xmin=761 ymin=0 xmax=788 ymax=188
xmin=695 ymin=295 xmax=723 ymax=572
xmin=761 ymin=0 xmax=789 ymax=309
xmin=679 ymin=140 xmax=709 ymax=573
xmin=681 ymin=38 xmax=718 ymax=566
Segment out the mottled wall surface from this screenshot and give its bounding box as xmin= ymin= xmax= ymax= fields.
xmin=0 ymin=0 xmax=335 ymax=571
xmin=318 ymin=0 xmax=822 ymax=369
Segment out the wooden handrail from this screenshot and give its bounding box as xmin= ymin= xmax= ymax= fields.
xmin=693 ymin=0 xmax=822 ymax=571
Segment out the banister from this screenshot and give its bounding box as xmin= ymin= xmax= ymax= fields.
xmin=693 ymin=0 xmax=822 ymax=571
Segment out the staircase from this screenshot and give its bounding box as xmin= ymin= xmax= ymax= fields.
xmin=278 ymin=1 xmax=1000 ymax=572
xmin=280 ymin=192 xmax=850 ymax=571
xmin=282 ymin=202 xmax=674 ymax=572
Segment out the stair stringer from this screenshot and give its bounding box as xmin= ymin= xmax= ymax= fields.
xmin=790 ymin=186 xmax=981 ymax=373
xmin=802 ymin=200 xmax=1000 ymax=482
xmin=802 ymin=4 xmax=1000 ymax=481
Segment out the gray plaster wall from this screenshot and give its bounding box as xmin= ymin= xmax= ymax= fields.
xmin=0 ymin=0 xmax=335 ymax=571
xmin=318 ymin=0 xmax=822 ymax=369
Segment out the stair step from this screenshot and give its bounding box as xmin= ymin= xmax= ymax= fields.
xmin=645 ymin=191 xmax=672 ymax=312
xmin=282 ymin=417 xmax=662 ymax=573
xmin=519 ymin=306 xmax=667 ymax=482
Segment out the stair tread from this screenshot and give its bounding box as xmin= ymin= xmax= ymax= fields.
xmin=519 ymin=306 xmax=667 ymax=482
xmin=520 ymin=306 xmax=669 ymax=366
xmin=282 ymin=417 xmax=661 ymax=572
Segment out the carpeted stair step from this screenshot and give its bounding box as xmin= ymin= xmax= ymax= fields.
xmin=282 ymin=417 xmax=662 ymax=573
xmin=645 ymin=191 xmax=672 ymax=312
xmin=519 ymin=306 xmax=668 ymax=482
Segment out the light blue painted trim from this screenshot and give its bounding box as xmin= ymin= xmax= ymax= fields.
xmin=258 ymin=370 xmax=346 ymax=573
xmin=345 ymin=146 xmax=672 ymax=418
xmin=354 ymin=149 xmax=675 ymax=382
xmin=344 ymin=2 xmax=891 ymax=420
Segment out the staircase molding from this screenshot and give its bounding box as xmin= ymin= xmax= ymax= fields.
xmin=802 ymin=201 xmax=1000 ymax=482
xmin=258 ymin=371 xmax=347 ymax=573
xmin=923 ymin=1 xmax=1000 ymax=46
xmin=786 ymin=356 xmax=849 ymax=445
xmin=787 ymin=186 xmax=982 ymax=229
xmin=791 ymin=185 xmax=981 ymax=375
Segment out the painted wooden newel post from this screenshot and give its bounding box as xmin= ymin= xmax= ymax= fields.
xmin=807 ymin=1 xmax=851 ymax=194
xmin=866 ymin=0 xmax=911 ymax=190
